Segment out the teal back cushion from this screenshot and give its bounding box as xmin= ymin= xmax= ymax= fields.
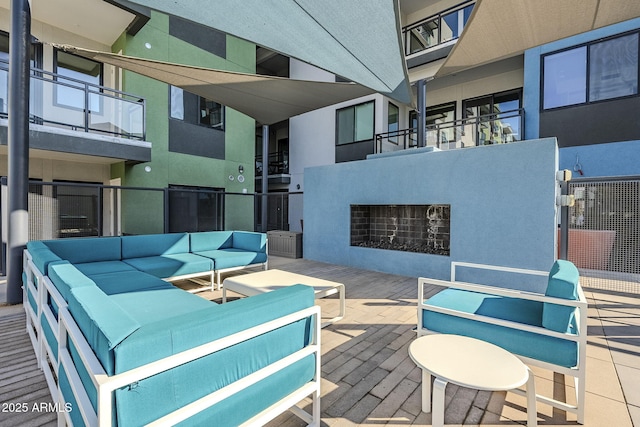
xmin=48 ymin=261 xmax=96 ymax=302
xmin=189 ymin=231 xmax=233 ymax=252
xmin=232 ymin=231 xmax=266 ymax=252
xmin=542 ymin=260 xmax=580 ymax=333
xmin=67 ymin=286 xmax=140 ymax=375
xmin=121 ymin=233 xmax=189 ymax=258
xmin=44 ymin=237 xmax=122 ymax=264
xmin=27 ymin=241 xmax=63 ymax=274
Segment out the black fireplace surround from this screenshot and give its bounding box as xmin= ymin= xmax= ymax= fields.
xmin=350 ymin=204 xmax=450 ymax=255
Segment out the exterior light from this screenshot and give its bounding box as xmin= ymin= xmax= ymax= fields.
xmin=238 ymin=165 xmax=244 ymax=174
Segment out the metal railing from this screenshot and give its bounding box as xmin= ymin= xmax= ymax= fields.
xmin=375 ymin=108 xmax=523 ymax=153
xmin=402 ymin=0 xmax=475 ymax=56
xmin=0 ymin=61 xmax=145 ymax=140
xmin=256 ymin=151 xmax=289 ymax=175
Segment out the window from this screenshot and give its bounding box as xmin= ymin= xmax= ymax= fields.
xmin=170 ymin=85 xmax=224 ymax=130
xmin=168 ymin=185 xmax=224 ymax=232
xmin=543 ymin=32 xmax=639 ymax=109
xmin=410 ymin=102 xmax=456 ymax=145
xmin=388 ymin=102 xmax=399 ymax=142
xmin=463 ymin=91 xmax=522 ymax=145
xmin=336 ymin=101 xmax=374 ymax=145
xmin=0 ymin=32 xmax=42 ymax=115
xmin=54 ymin=49 xmax=102 ymax=111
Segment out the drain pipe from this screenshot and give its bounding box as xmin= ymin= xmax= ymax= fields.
xmin=261 ymin=124 xmax=269 ymax=232
xmin=6 ymin=0 xmax=31 ymax=305
xmin=416 ymin=79 xmax=426 ymax=148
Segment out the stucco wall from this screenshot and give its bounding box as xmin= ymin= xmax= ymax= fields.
xmin=304 ymin=138 xmax=560 ymax=291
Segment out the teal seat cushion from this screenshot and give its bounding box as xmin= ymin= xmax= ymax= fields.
xmin=48 ymin=261 xmax=96 ymax=302
xmin=543 ymin=260 xmax=580 ymax=333
xmin=112 ymin=285 xmax=315 ymax=426
xmin=232 ymin=231 xmax=267 ymax=253
xmin=26 ymin=241 xmax=62 ymax=275
xmin=423 ymin=288 xmax=578 ymax=368
xmin=89 ymin=271 xmax=175 ymax=295
xmin=121 ymin=233 xmax=189 ymax=258
xmin=190 ymin=231 xmax=234 ymax=252
xmin=194 ymin=249 xmax=267 ymax=270
xmin=122 ymin=253 xmax=213 ymax=278
xmin=75 ymin=260 xmax=138 ymax=277
xmin=67 ymin=286 xmax=141 ymax=375
xmin=109 ymin=287 xmax=214 ymax=325
xmin=41 ymin=315 xmax=58 ymax=363
xmin=43 ymin=237 xmax=122 ymax=264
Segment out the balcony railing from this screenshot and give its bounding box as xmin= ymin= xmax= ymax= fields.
xmin=376 ymin=108 xmax=524 ymax=153
xmin=402 ymin=0 xmax=475 ymax=56
xmin=0 ymin=61 xmax=145 ymax=140
xmin=256 ymin=151 xmax=289 ymax=176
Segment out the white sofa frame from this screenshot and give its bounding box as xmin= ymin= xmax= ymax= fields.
xmin=23 ymin=249 xmax=319 ymax=427
xmin=418 ymin=262 xmax=588 ymax=424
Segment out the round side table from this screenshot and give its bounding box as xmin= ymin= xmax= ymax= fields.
xmin=408 ymin=334 xmax=537 ymax=427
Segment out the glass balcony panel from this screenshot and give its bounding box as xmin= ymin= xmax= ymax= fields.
xmin=32 ymin=77 xmax=85 ymax=129
xmin=409 ymin=19 xmax=439 ymax=54
xmin=88 ymin=92 xmax=144 ymax=139
xmin=441 ymin=11 xmax=459 ymax=42
xmin=0 ymin=68 xmax=7 ymax=114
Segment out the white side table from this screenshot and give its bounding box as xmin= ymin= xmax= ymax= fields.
xmin=409 ymin=334 xmax=537 ymax=427
xmin=222 ymin=269 xmax=345 ymax=327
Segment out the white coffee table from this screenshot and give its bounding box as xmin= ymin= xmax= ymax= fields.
xmin=409 ymin=334 xmax=537 ymax=427
xmin=222 ymin=269 xmax=345 ymax=327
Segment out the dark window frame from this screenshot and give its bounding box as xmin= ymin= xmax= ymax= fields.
xmin=168 ymin=85 xmax=225 ymax=132
xmin=53 ymin=48 xmax=104 ymax=112
xmin=541 ymin=29 xmax=640 ymax=112
xmin=335 ymin=100 xmax=376 ymax=146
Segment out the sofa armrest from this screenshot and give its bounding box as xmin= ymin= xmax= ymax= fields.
xmin=418 ymin=276 xmax=588 ymax=340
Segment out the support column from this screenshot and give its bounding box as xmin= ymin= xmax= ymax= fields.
xmin=6 ymin=0 xmax=31 ymax=305
xmin=416 ymin=79 xmax=426 ymax=148
xmin=261 ymin=125 xmax=269 ymax=232
xmin=559 ymin=181 xmax=569 ymax=260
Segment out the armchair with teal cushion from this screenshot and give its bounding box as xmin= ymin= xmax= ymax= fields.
xmin=418 ymin=260 xmax=587 ymax=424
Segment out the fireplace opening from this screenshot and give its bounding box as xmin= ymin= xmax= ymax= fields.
xmin=351 ymin=204 xmax=450 ymax=255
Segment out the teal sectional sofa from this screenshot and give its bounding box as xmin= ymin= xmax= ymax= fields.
xmin=23 ymin=232 xmax=320 ymax=426
xmin=418 ymin=260 xmax=587 ymax=424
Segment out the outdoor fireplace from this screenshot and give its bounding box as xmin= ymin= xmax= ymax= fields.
xmin=350 ymin=204 xmax=450 ymax=255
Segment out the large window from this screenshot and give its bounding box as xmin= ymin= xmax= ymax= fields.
xmin=54 ymin=49 xmax=102 ymax=111
xmin=170 ymin=85 xmax=224 ymax=130
xmin=336 ymin=101 xmax=374 ymax=145
xmin=543 ymin=32 xmax=639 ymax=110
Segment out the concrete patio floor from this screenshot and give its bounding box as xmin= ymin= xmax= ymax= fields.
xmin=0 ymin=255 xmax=638 ymax=426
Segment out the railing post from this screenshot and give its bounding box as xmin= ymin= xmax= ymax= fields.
xmin=261 ymin=125 xmax=269 ymax=233
xmin=163 ymin=188 xmax=169 ymax=233
xmin=84 ymin=82 xmax=90 ymax=133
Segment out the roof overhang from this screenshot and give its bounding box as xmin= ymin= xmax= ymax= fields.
xmin=58 ymin=45 xmax=375 ymax=125
xmin=123 ymin=0 xmax=413 ymax=106
xmin=436 ymin=0 xmax=640 ymax=78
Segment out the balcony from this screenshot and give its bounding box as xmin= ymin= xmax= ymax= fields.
xmin=375 ymin=108 xmax=523 ymax=153
xmin=255 ymin=151 xmax=290 ymax=185
xmin=402 ymin=1 xmax=474 ymax=68
xmin=0 ymin=61 xmax=150 ymax=163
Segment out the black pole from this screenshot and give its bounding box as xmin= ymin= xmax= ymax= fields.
xmin=261 ymin=125 xmax=269 ymax=232
xmin=416 ymin=79 xmax=426 ymax=148
xmin=6 ymin=0 xmax=31 ymax=305
xmin=559 ymin=181 xmax=569 ymax=260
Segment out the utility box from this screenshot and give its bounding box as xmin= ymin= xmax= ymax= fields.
xmin=267 ymin=230 xmax=303 ymax=258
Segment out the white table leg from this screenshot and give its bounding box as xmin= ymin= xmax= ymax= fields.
xmin=432 ymin=377 xmax=447 ymax=427
xmin=421 ymin=369 xmax=432 ymax=413
xmin=526 ymin=368 xmax=537 ymax=427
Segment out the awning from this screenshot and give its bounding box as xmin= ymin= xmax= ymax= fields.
xmin=58 ymin=45 xmax=375 ymax=125
xmin=123 ymin=0 xmax=413 ymax=106
xmin=437 ymin=0 xmax=640 ymax=77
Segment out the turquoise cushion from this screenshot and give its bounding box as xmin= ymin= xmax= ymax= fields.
xmin=67 ymin=286 xmax=141 ymax=375
xmin=48 ymin=261 xmax=96 ymax=302
xmin=26 ymin=241 xmax=62 ymax=275
xmin=122 ymin=253 xmax=213 ymax=278
xmin=121 ymin=233 xmax=189 ymax=258
xmin=75 ymin=260 xmax=138 ymax=277
xmin=423 ymin=288 xmax=578 ymax=368
xmin=109 ymin=287 xmax=214 ymax=326
xmin=543 ymin=260 xmax=580 ymax=333
xmin=59 ymin=365 xmax=85 ymax=427
xmin=89 ymin=271 xmax=175 ymax=295
xmin=232 ymin=231 xmax=266 ymax=252
xmin=43 ymin=237 xmax=122 ymax=264
xmin=40 ymin=315 xmax=58 ymax=363
xmin=190 ymin=231 xmax=234 ymax=251
xmin=194 ymin=249 xmax=267 ymax=270
xmin=112 ymin=285 xmax=315 ymax=426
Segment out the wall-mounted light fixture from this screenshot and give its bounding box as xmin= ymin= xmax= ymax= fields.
xmin=238 ymin=165 xmax=244 ymax=174
xmin=144 ymin=42 xmax=152 ymax=49
xmin=144 ymin=166 xmax=151 ymax=173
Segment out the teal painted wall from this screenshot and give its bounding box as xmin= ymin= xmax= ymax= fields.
xmin=304 ymin=138 xmax=560 ymax=291
xmin=111 ymin=11 xmax=256 ymax=234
